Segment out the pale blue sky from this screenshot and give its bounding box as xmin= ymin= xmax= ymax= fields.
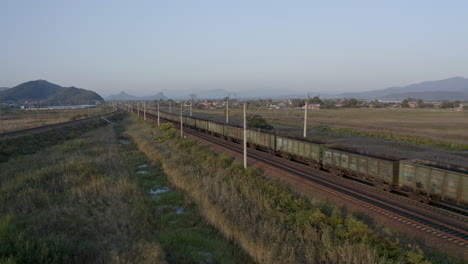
xmin=2 ymin=0 xmax=467 ymax=97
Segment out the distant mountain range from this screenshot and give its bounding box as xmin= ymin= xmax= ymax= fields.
xmin=106 ymin=91 xmax=168 ymax=101
xmin=0 ymin=87 xmax=9 ymax=92
xmin=0 ymin=80 xmax=104 ymax=105
xmin=110 ymin=77 xmax=468 ymax=101
xmin=332 ymin=77 xmax=468 ymax=100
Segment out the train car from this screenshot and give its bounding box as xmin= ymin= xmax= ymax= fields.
xmin=195 ymin=119 xmax=209 ymax=132
xmin=276 ymin=136 xmax=323 ymax=168
xmin=223 ymin=125 xmax=243 ymax=142
xmin=168 ymin=113 xmax=179 ymax=123
xmin=208 ymin=122 xmax=224 ymax=137
xmin=398 ymin=159 xmax=468 ymax=205
xmin=184 ymin=116 xmax=197 ymax=128
xmin=246 ymin=129 xmax=275 ymax=152
xmin=322 ymin=146 xmax=403 ymax=190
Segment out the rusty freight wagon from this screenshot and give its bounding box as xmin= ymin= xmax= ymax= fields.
xmin=322 ymin=146 xmax=403 ymax=190
xmin=399 ymin=159 xmax=468 ymax=205
xmin=276 ymin=136 xmax=323 ymax=168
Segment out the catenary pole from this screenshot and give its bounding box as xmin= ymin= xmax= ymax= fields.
xmin=303 ymin=93 xmax=309 ymax=138
xmin=226 ymin=98 xmax=229 ymax=123
xmin=144 ymin=101 xmax=146 ymax=120
xmin=157 ymin=100 xmax=160 ymax=127
xmin=243 ymin=101 xmax=247 ymax=169
xmin=180 ymin=102 xmax=183 ymax=137
xmin=190 ymin=101 xmax=193 ymax=117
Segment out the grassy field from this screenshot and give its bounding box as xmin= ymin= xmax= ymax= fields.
xmin=0 ymin=105 xmax=112 ymax=134
xmin=127 ymin=114 xmax=464 ymax=264
xmin=192 ymin=107 xmax=468 ymax=146
xmin=0 ymin=115 xmax=253 ymax=263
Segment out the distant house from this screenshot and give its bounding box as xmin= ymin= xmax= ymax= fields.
xmin=269 ymin=102 xmax=286 ymax=109
xmin=200 ymin=101 xmax=213 ymax=108
xmin=455 ymin=103 xmax=464 ymax=112
xmin=302 ymin=103 xmax=321 ymax=110
xmin=335 ymin=102 xmax=343 ymax=108
xmin=408 ymin=101 xmax=419 ymax=108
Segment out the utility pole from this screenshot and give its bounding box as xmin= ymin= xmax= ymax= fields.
xmin=157 ymin=100 xmax=160 ymax=127
xmin=303 ymin=93 xmax=309 ymax=138
xmin=138 ymin=102 xmax=140 ymax=116
xmin=169 ymin=101 xmax=172 ymax=113
xmin=180 ymin=102 xmax=183 ymax=137
xmin=243 ymin=101 xmax=247 ymax=169
xmin=144 ymin=101 xmax=146 ymax=120
xmin=226 ymin=98 xmax=229 ymax=123
xmin=0 ymin=100 xmax=2 ymax=134
xmin=190 ymin=101 xmax=193 ymax=117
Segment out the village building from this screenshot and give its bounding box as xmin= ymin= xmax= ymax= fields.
xmin=302 ymin=103 xmax=321 ymax=110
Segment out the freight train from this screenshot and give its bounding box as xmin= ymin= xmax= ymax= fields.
xmin=139 ymin=107 xmax=468 ymax=207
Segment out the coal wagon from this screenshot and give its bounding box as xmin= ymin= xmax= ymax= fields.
xmin=398 ymin=159 xmax=468 ymax=205
xmin=246 ymin=129 xmax=275 ymax=152
xmin=207 ymin=122 xmax=224 ymax=137
xmin=223 ymin=125 xmax=243 ymax=142
xmin=275 ymin=136 xmax=323 ymax=168
xmin=322 ymin=146 xmax=403 ymax=190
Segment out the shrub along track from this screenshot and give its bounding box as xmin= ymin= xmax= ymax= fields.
xmin=135 ymin=109 xmax=468 ymax=260
xmin=0 ymin=109 xmax=121 ymax=138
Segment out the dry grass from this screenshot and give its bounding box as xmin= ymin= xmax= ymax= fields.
xmin=125 ymin=115 xmax=458 ymax=264
xmin=0 ymin=106 xmax=111 ymax=134
xmin=0 ymin=125 xmax=166 ymax=264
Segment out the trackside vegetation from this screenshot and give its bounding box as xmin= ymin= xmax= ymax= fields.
xmin=0 ymin=116 xmax=253 ymax=263
xmin=0 ymin=125 xmax=166 ymax=263
xmin=126 ymin=116 xmax=465 ymax=264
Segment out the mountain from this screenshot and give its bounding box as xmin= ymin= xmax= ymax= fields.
xmin=106 ymin=91 xmax=139 ymax=101
xmin=0 ymin=87 xmax=9 ymax=92
xmin=332 ymin=77 xmax=468 ymax=100
xmin=380 ymin=91 xmax=467 ymax=101
xmin=105 ymin=91 xmax=167 ymax=101
xmin=0 ymin=80 xmax=104 ymax=105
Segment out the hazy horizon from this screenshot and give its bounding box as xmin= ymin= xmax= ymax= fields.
xmin=2 ymin=1 xmax=468 ymax=97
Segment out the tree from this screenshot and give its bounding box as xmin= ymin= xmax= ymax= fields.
xmin=247 ymin=114 xmax=273 ymax=130
xmin=342 ymin=98 xmax=360 ymax=108
xmin=310 ymin=96 xmax=322 ymax=103
xmin=401 ymin=99 xmax=409 ymax=108
xmin=291 ymin=99 xmax=306 ymax=108
xmin=322 ymin=99 xmax=337 ymax=109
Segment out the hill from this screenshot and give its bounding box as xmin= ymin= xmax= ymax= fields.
xmin=333 ymin=77 xmax=468 ymax=100
xmin=0 ymin=87 xmax=9 ymax=92
xmin=105 ymin=91 xmax=167 ymax=101
xmin=0 ymin=80 xmax=104 ymax=105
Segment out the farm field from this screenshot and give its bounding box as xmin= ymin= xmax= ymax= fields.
xmin=0 ymin=106 xmax=111 ymax=134
xmin=163 ymin=107 xmax=468 ymax=167
xmin=193 ymin=107 xmax=468 ymax=145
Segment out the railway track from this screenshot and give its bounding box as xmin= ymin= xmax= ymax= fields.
xmin=0 ymin=109 xmax=120 ymax=138
xmin=132 ymin=109 xmax=468 ymax=255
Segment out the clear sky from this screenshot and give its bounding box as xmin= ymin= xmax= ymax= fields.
xmin=2 ymin=0 xmax=468 ymax=97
